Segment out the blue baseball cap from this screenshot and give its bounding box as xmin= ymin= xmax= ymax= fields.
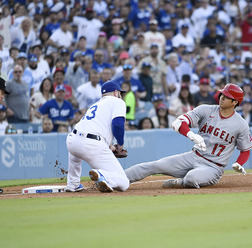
xmin=28 ymin=54 xmax=38 ymax=62
xmin=0 ymin=104 xmax=7 ymax=111
xmin=151 ymin=94 xmax=163 ymax=102
xmin=101 ymin=80 xmax=126 ymax=94
xmin=150 ymin=43 xmax=158 ymax=48
xmin=55 ymin=85 xmax=66 ymax=93
xmin=17 ymin=52 xmax=27 ymax=59
xmin=142 ymin=62 xmax=152 ymax=68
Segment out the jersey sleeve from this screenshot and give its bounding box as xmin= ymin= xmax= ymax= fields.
xmin=111 ymin=98 xmax=126 ymax=120
xmin=236 ymin=123 xmax=252 ymax=151
xmin=38 ymin=102 xmax=49 ymax=115
xmin=185 ymin=105 xmax=210 ymax=127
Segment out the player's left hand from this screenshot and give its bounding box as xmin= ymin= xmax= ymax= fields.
xmin=232 ymin=162 xmax=246 ymax=175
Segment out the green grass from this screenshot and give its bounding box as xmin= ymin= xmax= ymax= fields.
xmin=1 ymin=171 xmax=252 ymax=248
xmin=0 ymin=194 xmax=252 ymax=248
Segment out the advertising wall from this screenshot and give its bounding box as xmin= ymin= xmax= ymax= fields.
xmin=1 ymin=129 xmax=251 ymax=180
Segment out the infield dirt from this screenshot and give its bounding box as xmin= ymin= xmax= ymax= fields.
xmin=1 ymin=173 xmax=252 ymax=199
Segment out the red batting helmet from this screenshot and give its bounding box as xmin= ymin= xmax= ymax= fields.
xmin=219 ymin=84 xmax=244 ymax=105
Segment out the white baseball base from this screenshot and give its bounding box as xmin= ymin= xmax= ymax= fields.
xmin=22 ymin=185 xmax=66 ymax=194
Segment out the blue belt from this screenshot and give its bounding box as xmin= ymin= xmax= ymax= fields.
xmin=73 ymin=129 xmax=101 ymax=141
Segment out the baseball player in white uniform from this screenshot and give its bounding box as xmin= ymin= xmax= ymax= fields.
xmin=0 ymin=77 xmax=10 ymax=194
xmin=126 ymin=84 xmax=252 ymax=189
xmin=66 ymin=80 xmax=129 ymax=193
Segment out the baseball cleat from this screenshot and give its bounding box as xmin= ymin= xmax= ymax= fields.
xmin=66 ymin=184 xmax=84 ymax=192
xmin=0 ymin=188 xmax=3 ymax=194
xmin=89 ymin=169 xmax=113 ymax=193
xmin=162 ymin=178 xmax=183 ymax=189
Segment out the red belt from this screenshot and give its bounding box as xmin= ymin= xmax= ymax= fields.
xmin=194 ymin=150 xmax=223 ymax=167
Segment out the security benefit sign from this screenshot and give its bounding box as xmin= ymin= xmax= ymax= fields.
xmin=0 ymin=134 xmax=57 ymax=180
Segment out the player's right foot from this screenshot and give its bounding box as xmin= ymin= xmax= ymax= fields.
xmin=89 ymin=169 xmax=113 ymax=193
xmin=0 ymin=188 xmax=3 ymax=194
xmin=66 ymin=184 xmax=84 ymax=192
xmin=162 ymin=178 xmax=183 ymax=189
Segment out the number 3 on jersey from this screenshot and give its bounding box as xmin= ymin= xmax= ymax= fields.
xmin=85 ymin=105 xmax=98 ymax=120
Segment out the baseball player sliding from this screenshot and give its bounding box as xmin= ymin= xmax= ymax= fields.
xmin=126 ymin=84 xmax=252 ymax=189
xmin=0 ymin=77 xmax=10 ymax=194
xmin=66 ymin=80 xmax=129 ymax=193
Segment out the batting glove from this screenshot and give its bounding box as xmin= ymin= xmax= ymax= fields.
xmin=187 ymin=131 xmax=206 ymax=152
xmin=232 ymin=162 xmax=246 ymax=175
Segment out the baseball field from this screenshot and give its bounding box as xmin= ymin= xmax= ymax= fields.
xmin=1 ymin=171 xmax=252 ymax=248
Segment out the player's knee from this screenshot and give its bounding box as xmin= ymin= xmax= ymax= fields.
xmin=116 ymin=177 xmax=129 ymax=191
xmin=183 ymin=174 xmax=200 ymax=189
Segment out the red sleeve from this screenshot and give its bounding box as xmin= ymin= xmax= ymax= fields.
xmin=236 ymin=150 xmax=250 ymax=165
xmin=178 ymin=121 xmax=191 ymax=137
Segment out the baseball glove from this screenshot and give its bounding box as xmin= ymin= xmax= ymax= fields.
xmin=113 ymin=144 xmax=128 ymax=158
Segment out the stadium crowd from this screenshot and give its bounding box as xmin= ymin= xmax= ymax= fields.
xmin=0 ymin=0 xmax=252 ymax=135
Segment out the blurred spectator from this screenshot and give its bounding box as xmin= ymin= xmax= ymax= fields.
xmin=200 ymin=22 xmax=225 ymax=49
xmin=128 ymin=0 xmax=152 ymax=31
xmin=128 ymin=32 xmax=148 ymax=61
xmin=8 ymin=52 xmax=34 ymax=94
xmin=30 ymin=77 xmax=54 ymax=124
xmin=5 ymin=124 xmax=17 ymax=135
xmin=169 ymin=83 xmax=194 ymax=125
xmin=32 ymin=44 xmax=50 ymax=76
xmin=239 ymin=11 xmax=252 ymax=51
xmin=114 ymin=51 xmax=130 ymax=76
xmin=0 ymin=58 xmax=7 ymax=81
xmin=93 ymin=31 xmax=112 ymax=63
xmin=76 ymin=69 xmax=102 ymax=114
xmin=242 ymin=78 xmax=252 ymax=101
xmin=156 ymin=0 xmax=173 ymax=29
xmin=99 ymin=67 xmax=113 ymax=86
xmin=165 ymin=52 xmax=182 ymax=101
xmin=43 ymin=11 xmax=60 ymax=36
xmin=172 ymin=23 xmax=195 ymax=52
xmin=0 ymin=34 xmax=10 ymax=75
xmin=138 ymin=117 xmax=154 ymax=130
xmin=5 ymin=65 xmax=30 ymax=123
xmin=46 ymin=19 xmax=73 ymax=55
xmin=57 ymin=122 xmax=69 ymax=133
xmin=148 ymin=94 xmax=164 ymax=118
xmin=178 ymin=50 xmax=193 ymax=81
xmin=41 ymin=117 xmax=54 ymax=133
xmin=70 ymin=36 xmax=94 ymax=62
xmin=72 ymin=8 xmax=103 ymax=49
xmin=190 ymin=0 xmax=216 ymax=40
xmin=138 ymin=44 xmax=168 ymax=96
xmin=65 ymin=51 xmax=87 ymax=93
xmin=28 ymin=54 xmax=47 ymax=95
xmin=138 ymin=62 xmax=153 ymax=102
xmin=0 ymin=104 xmax=8 ymax=135
xmin=5 ymin=46 xmax=19 ymax=74
xmin=144 ymin=19 xmax=166 ymax=58
xmin=108 ymin=18 xmax=124 ymax=53
xmin=11 ymin=17 xmax=36 ymax=53
xmin=72 ymin=109 xmax=83 ymax=128
xmin=36 ymin=85 xmax=75 ymax=132
xmin=193 ymin=77 xmax=216 ymax=106
xmin=0 ymin=6 xmax=12 ymax=49
xmin=151 ymin=103 xmax=169 ymax=129
xmin=238 ymin=99 xmax=252 ymax=126
xmin=116 ymin=64 xmax=146 ymax=106
xmin=161 ymin=25 xmax=174 ymax=56
xmin=53 ymin=68 xmax=77 ymax=107
xmin=92 ymin=49 xmax=113 ymax=73
xmin=39 ymin=30 xmax=50 ymax=54
xmin=121 ymin=81 xmax=136 ymax=121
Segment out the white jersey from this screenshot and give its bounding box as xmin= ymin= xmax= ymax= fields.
xmin=76 ymin=82 xmax=101 ymax=110
xmin=184 ymin=105 xmax=252 ymax=166
xmin=75 ymin=96 xmax=126 ymax=145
